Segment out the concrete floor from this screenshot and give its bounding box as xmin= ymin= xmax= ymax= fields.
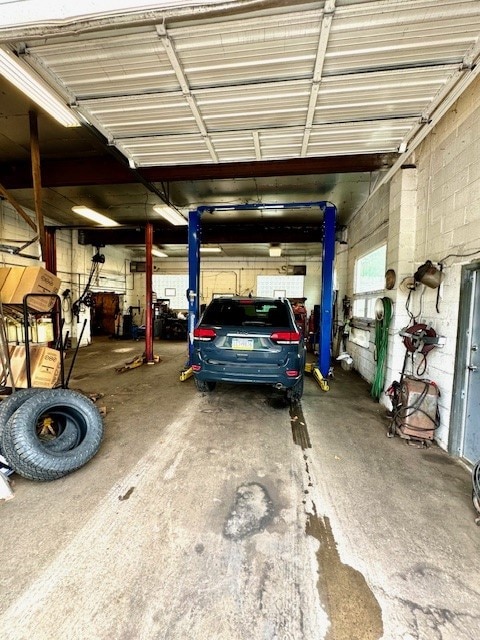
xmin=1 ymin=337 xmax=479 ymax=640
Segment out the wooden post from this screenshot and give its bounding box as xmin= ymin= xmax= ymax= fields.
xmin=44 ymin=226 xmax=57 ymax=274
xmin=29 ymin=110 xmax=46 ymax=259
xmin=0 ymin=183 xmax=37 ymax=231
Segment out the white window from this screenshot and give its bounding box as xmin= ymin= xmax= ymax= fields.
xmin=153 ymin=275 xmax=188 ymax=310
xmin=353 ymin=244 xmax=386 ymax=320
xmin=256 ymin=275 xmax=304 ymax=298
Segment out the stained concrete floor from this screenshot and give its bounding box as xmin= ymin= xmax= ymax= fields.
xmin=1 ymin=337 xmax=479 ymax=640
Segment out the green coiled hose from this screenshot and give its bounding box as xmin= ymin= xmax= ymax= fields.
xmin=371 ymin=297 xmax=393 ymax=400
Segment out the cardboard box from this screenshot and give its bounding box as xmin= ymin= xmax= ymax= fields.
xmin=10 ymin=267 xmax=61 ymax=312
xmin=7 ymin=345 xmax=61 ymax=389
xmin=0 ymin=267 xmax=26 ymax=304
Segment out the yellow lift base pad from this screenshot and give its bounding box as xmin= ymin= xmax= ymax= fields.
xmin=305 ymin=363 xmax=330 ymax=392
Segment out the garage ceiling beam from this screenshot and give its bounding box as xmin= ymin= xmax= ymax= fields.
xmin=156 ymin=23 xmax=219 ymax=163
xmin=301 ymin=0 xmax=336 ymax=156
xmin=78 ymin=223 xmax=325 ymax=247
xmin=1 ymin=152 xmax=397 ymax=189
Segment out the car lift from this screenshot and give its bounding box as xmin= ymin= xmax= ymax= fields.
xmin=180 ymin=202 xmax=336 ymax=390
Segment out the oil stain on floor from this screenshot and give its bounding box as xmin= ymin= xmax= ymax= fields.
xmin=290 ymin=402 xmax=312 ymax=449
xmin=306 ymin=506 xmax=384 ymax=640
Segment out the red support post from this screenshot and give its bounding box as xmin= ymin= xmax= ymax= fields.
xmin=145 ymin=223 xmax=154 ymax=364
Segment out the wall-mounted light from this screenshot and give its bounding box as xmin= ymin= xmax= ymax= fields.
xmin=152 ymin=248 xmax=168 ymax=258
xmin=153 ymin=204 xmax=187 ymax=226
xmin=269 ymin=244 xmax=282 ymax=257
xmin=0 ymin=46 xmax=80 ymax=128
xmin=72 ymin=206 xmax=119 ymax=227
xmin=200 ymin=247 xmax=222 ymax=254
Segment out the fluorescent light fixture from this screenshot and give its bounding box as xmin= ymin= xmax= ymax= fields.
xmin=152 ymin=249 xmax=168 ymax=258
xmin=72 ymin=206 xmax=120 ymax=227
xmin=0 ymin=46 xmax=80 ymax=128
xmin=200 ymin=247 xmax=222 ymax=254
xmin=153 ymin=204 xmax=187 ymax=226
xmin=269 ymin=244 xmax=282 ymax=257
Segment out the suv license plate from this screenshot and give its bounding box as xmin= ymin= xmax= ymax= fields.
xmin=232 ymin=337 xmax=254 ymax=350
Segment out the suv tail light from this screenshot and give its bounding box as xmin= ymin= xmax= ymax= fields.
xmin=270 ymin=331 xmax=301 ymax=344
xmin=194 ymin=327 xmax=216 ymax=341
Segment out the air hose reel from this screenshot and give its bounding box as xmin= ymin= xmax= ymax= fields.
xmin=399 ymin=323 xmax=445 ymax=355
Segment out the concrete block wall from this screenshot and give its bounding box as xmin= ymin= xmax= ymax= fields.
xmin=0 ymin=202 xmax=41 ymax=265
xmin=344 ymin=182 xmax=390 ymax=382
xmin=344 ymin=74 xmax=480 ymax=451
xmin=411 ymin=75 xmax=480 ymax=446
xmin=0 ymin=203 xmax=135 ymax=345
xmin=55 ymin=228 xmax=135 ymax=343
xmin=132 ymin=256 xmax=324 ymax=316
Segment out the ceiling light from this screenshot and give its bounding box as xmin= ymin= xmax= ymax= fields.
xmin=269 ymin=244 xmax=282 ymax=257
xmin=200 ymin=247 xmax=222 ymax=254
xmin=0 ymin=46 xmax=80 ymax=128
xmin=153 ymin=204 xmax=187 ymax=226
xmin=152 ymin=249 xmax=168 ymax=258
xmin=72 ymin=206 xmax=119 ymax=227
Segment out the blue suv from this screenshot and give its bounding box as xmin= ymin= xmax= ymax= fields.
xmin=192 ymin=296 xmax=305 ymax=402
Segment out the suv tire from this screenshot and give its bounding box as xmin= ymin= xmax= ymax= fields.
xmin=287 ymin=376 xmax=304 ymax=404
xmin=194 ymin=378 xmax=217 ymax=392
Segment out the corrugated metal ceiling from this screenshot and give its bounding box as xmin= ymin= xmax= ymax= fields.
xmin=14 ymin=0 xmax=479 ymax=170
xmin=0 ymin=0 xmax=479 ymax=259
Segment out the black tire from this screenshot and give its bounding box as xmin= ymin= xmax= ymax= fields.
xmin=0 ymin=389 xmax=43 ymax=444
xmin=194 ymin=378 xmax=216 ymax=392
xmin=2 ymin=389 xmax=104 ymax=481
xmin=287 ymin=375 xmax=304 ymax=404
xmin=0 ymin=389 xmax=80 ymax=456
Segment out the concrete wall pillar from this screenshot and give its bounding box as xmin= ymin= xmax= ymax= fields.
xmin=381 ymin=167 xmax=418 ymax=407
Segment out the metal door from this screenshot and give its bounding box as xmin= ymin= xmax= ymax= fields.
xmin=462 ymin=269 xmax=480 ymax=463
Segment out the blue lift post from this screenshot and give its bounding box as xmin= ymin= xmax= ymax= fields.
xmin=186 ymin=202 xmax=336 ymax=377
xmin=319 ymin=204 xmax=336 ymax=377
xmin=187 ymin=209 xmax=201 ymax=364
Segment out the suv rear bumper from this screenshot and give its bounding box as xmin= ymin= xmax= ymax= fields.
xmin=193 ymin=359 xmax=303 ymax=389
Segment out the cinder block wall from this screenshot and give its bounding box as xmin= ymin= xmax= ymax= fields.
xmin=344 ymin=74 xmax=480 ymax=450
xmin=131 ymin=257 xmax=323 ymax=315
xmin=0 ymin=206 xmax=135 ymax=344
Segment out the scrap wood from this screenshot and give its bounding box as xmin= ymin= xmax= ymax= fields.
xmin=73 ymin=390 xmax=104 ymax=403
xmin=115 ymin=353 xmax=162 ymax=373
xmin=72 ymin=390 xmax=107 ymax=415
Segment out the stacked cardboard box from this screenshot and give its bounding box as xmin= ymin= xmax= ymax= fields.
xmin=7 ymin=345 xmax=61 ymax=389
xmin=0 ymin=266 xmax=61 ymax=312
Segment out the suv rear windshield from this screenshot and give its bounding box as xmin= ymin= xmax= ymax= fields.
xmin=202 ymin=299 xmax=290 ymax=327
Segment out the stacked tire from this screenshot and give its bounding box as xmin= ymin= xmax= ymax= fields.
xmin=0 ymin=389 xmax=104 ymax=481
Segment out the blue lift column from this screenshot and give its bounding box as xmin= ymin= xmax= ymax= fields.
xmin=318 ymin=203 xmax=336 ymax=377
xmin=187 ymin=208 xmax=201 ymax=364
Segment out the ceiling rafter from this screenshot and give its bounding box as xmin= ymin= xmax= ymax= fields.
xmin=252 ymin=131 xmax=261 ymax=160
xmin=156 ymin=23 xmax=218 ymax=163
xmin=301 ymin=0 xmax=336 ymax=157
